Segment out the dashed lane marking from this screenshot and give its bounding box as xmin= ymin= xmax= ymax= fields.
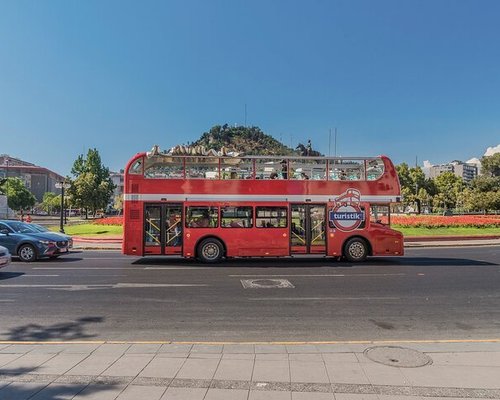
xmin=247 ymin=297 xmax=400 ymax=301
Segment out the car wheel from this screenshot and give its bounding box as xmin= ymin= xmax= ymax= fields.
xmin=197 ymin=238 xmax=224 ymax=263
xmin=344 ymin=238 xmax=368 ymax=262
xmin=18 ymin=244 xmax=37 ymax=263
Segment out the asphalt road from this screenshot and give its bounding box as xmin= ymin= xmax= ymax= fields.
xmin=0 ymin=246 xmax=499 ymax=342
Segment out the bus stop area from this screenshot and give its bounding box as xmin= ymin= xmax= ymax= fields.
xmin=0 ymin=340 xmax=500 ymax=399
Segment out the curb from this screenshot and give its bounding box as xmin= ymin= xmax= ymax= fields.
xmin=404 ymin=235 xmax=500 ymax=242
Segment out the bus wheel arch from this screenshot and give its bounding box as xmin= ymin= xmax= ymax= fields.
xmin=342 ymin=236 xmax=371 ymax=262
xmin=196 ymin=236 xmax=226 ymax=263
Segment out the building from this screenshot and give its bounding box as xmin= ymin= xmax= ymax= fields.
xmin=0 ymin=154 xmax=65 ymax=202
xmin=110 ymin=170 xmax=124 ymax=209
xmin=428 ymin=160 xmax=478 ymax=183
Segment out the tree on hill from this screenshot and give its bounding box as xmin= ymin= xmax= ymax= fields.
xmin=67 ymin=149 xmax=115 ymax=217
xmin=191 ymin=125 xmax=321 ymax=156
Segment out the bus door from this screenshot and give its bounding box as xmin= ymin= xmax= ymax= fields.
xmin=144 ymin=203 xmax=183 ymax=255
xmin=290 ymin=204 xmax=326 ymax=254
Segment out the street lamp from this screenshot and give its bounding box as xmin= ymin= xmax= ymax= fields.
xmin=55 ymin=181 xmax=71 ymax=233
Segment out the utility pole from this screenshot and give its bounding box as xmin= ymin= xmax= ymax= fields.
xmin=334 ymin=128 xmax=337 ymax=157
xmin=244 ymin=104 xmax=247 ymax=127
xmin=328 ymin=128 xmax=331 ymax=156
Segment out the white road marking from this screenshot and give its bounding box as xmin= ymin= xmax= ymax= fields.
xmin=248 ymin=297 xmax=400 ymax=301
xmin=230 ymin=273 xmax=406 ymax=277
xmin=0 ymin=299 xmax=15 ymax=302
xmin=33 ymin=267 xmax=140 ymax=270
xmin=0 ymin=283 xmax=209 ymax=291
xmin=21 ymin=274 xmax=60 ymax=277
xmin=145 ymin=267 xmax=214 ymax=270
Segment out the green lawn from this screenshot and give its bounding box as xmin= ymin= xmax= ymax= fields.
xmin=49 ymin=224 xmax=123 ymax=236
xmin=48 ymin=223 xmax=498 ymax=238
xmin=396 ymin=226 xmax=500 ymax=237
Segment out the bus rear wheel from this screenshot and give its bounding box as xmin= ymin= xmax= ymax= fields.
xmin=197 ymin=238 xmax=224 ymax=263
xmin=344 ymin=238 xmax=368 ymax=262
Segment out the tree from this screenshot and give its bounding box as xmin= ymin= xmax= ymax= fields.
xmin=40 ymin=192 xmax=60 ymax=214
xmin=0 ymin=177 xmax=36 ymax=211
xmin=67 ymin=149 xmax=115 ymax=217
xmin=396 ymin=163 xmax=435 ymax=213
xmin=433 ymin=172 xmax=464 ymax=210
xmin=481 ymin=153 xmax=500 ymax=177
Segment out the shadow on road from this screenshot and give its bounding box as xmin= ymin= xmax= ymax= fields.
xmin=0 ymin=272 xmax=24 ymax=280
xmin=133 ymin=256 xmax=497 ymax=268
xmin=2 ymin=317 xmax=104 ymax=341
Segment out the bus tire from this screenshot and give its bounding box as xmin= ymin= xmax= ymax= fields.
xmin=197 ymin=238 xmax=224 ymax=263
xmin=344 ymin=237 xmax=368 ymax=263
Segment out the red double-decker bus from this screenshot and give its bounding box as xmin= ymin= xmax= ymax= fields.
xmin=123 ymin=146 xmax=404 ymax=262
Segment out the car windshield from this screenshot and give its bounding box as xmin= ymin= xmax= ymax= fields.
xmin=30 ymin=224 xmax=49 ymax=232
xmin=7 ymin=222 xmax=41 ymax=234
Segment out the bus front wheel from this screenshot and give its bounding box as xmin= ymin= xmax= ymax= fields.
xmin=197 ymin=238 xmax=224 ymax=263
xmin=344 ymin=238 xmax=368 ymax=262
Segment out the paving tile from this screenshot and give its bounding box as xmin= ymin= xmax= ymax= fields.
xmin=204 ymin=388 xmax=248 ymax=399
xmin=325 ymin=362 xmax=370 ymax=384
xmin=161 ymin=387 xmax=207 ymax=399
xmin=191 ymin=344 xmax=223 ymax=353
xmin=429 ymin=351 xmax=500 ymax=367
xmin=139 ymin=357 xmax=186 ymax=378
xmin=0 ymin=353 xmax=22 ymax=368
xmin=223 ymin=344 xmax=255 ymax=354
xmin=289 ymin=353 xmax=323 ymax=362
xmin=2 ymin=353 xmax=56 ymax=373
xmin=249 ymin=390 xmax=291 ymax=400
xmin=0 ymin=382 xmax=48 ymax=400
xmin=0 ymin=345 xmax=37 ymax=354
xmin=314 ymin=344 xmax=355 ymax=353
xmin=126 ymin=343 xmax=162 ymax=354
xmin=286 ymin=345 xmax=319 ymax=354
xmin=401 ymin=364 xmax=500 ymax=389
xmin=291 ymin=392 xmax=334 ymax=399
xmin=65 ymin=354 xmax=122 ymax=376
xmin=29 ymin=345 xmax=69 ymax=354
xmin=92 ymin=343 xmax=131 ymax=355
xmin=0 ymin=345 xmax=10 ymax=351
xmin=252 ymin=360 xmax=290 ymax=382
xmin=101 ymin=354 xmax=154 ymax=377
xmin=159 ymin=344 xmax=193 ymax=353
xmin=334 ymin=395 xmax=379 ymax=400
xmin=214 ymin=359 xmax=254 ymax=381
xmin=361 ymin=363 xmax=409 ymax=386
xmin=29 ymin=383 xmax=87 ymax=400
xmin=256 ymin=353 xmax=289 ymax=361
xmin=322 ymin=353 xmax=358 ymax=364
xmin=116 ymin=384 xmax=166 ymax=399
xmin=176 ymin=358 xmax=220 ymax=380
xmin=222 ymin=353 xmax=255 ymax=360
xmin=157 ymin=352 xmax=190 ymax=358
xmin=72 ymin=383 xmax=127 ymax=400
xmin=31 ymin=354 xmax=88 ymax=375
xmin=255 ymin=345 xmax=287 ymax=354
xmin=61 ymin=344 xmax=101 ymax=354
xmin=188 ymin=353 xmax=222 ymax=359
xmin=290 ymin=361 xmax=329 ymax=383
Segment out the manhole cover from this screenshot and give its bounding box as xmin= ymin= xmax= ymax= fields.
xmin=364 ymin=346 xmax=432 ymax=368
xmin=241 ymin=279 xmax=295 ymax=289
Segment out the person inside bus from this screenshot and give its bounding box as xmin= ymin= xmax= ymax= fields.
xmin=191 ymin=210 xmax=210 ymax=227
xmin=300 ymin=172 xmax=310 ymax=180
xmin=280 ymin=160 xmax=288 ymax=179
xmin=270 ymin=172 xmax=279 ymax=179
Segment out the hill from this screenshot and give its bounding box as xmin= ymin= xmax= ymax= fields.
xmin=190 ymin=125 xmax=321 ymax=156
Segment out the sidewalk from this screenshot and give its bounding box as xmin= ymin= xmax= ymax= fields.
xmin=1 ymin=340 xmax=500 ymax=399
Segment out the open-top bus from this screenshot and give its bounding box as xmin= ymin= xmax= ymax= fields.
xmin=123 ymin=146 xmax=403 ymax=262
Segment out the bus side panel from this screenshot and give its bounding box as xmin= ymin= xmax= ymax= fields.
xmin=370 ymin=225 xmax=404 ymax=256
xmin=123 ymin=200 xmax=144 ymax=256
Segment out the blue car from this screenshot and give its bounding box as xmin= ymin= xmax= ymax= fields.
xmin=0 ymin=220 xmax=71 ymax=262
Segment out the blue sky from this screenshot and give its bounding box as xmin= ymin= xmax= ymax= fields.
xmin=1 ymin=0 xmax=499 ymax=175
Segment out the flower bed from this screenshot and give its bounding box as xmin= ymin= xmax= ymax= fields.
xmin=392 ymin=215 xmax=500 ymax=228
xmin=93 ymin=216 xmax=123 ymax=226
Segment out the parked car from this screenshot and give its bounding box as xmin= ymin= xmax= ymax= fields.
xmin=27 ymin=223 xmax=73 ymax=248
xmin=0 ymin=245 xmax=11 ymax=269
xmin=0 ymin=220 xmax=71 ymax=262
